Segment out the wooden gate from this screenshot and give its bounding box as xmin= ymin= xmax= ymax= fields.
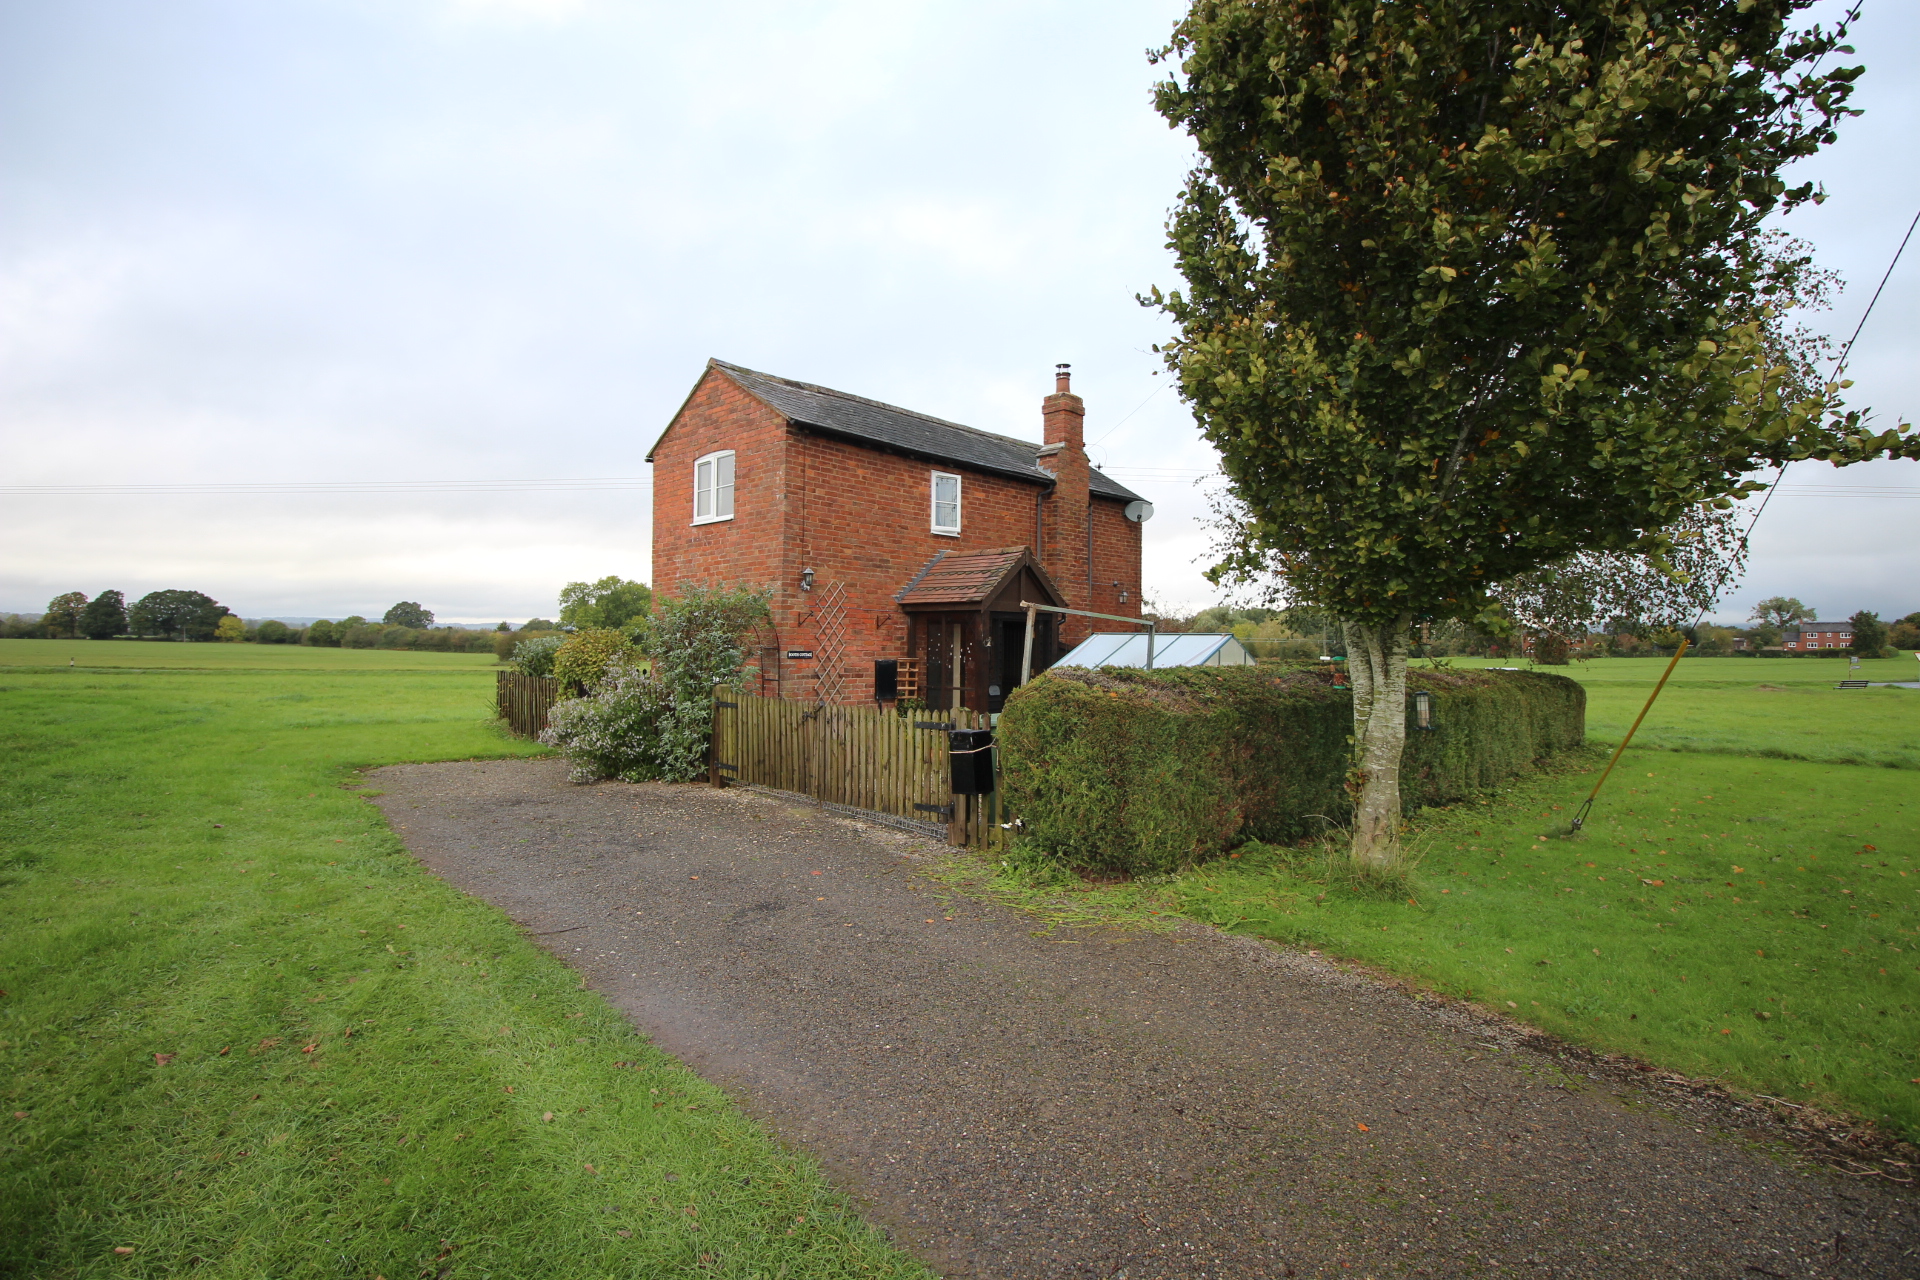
xmin=708 ymin=688 xmax=1005 ymax=849
xmin=496 ymin=671 xmax=562 ymax=739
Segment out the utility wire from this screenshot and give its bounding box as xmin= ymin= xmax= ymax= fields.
xmin=1571 ymin=200 xmax=1920 ymax=834
xmin=0 ymin=477 xmax=654 ymax=496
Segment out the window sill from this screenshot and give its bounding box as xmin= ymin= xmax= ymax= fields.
xmin=931 ymin=528 xmax=960 ymax=538
xmin=690 ymin=515 xmax=734 ymax=527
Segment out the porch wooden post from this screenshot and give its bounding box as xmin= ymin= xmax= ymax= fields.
xmin=1020 ymin=605 xmax=1037 ymax=686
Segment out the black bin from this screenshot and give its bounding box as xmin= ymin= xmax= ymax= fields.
xmin=948 ymin=728 xmax=995 ymax=795
xmin=873 ymin=658 xmax=898 ymax=701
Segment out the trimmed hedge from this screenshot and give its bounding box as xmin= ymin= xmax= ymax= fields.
xmin=997 ymin=665 xmax=1585 ymax=875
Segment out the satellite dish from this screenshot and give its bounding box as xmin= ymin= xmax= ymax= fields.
xmin=1124 ymin=500 xmax=1155 ymax=523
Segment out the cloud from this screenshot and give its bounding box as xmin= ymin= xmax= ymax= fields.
xmin=1 ymin=0 xmax=1912 ymax=627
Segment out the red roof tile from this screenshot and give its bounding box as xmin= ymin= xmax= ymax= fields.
xmin=896 ymin=547 xmax=1031 ymax=606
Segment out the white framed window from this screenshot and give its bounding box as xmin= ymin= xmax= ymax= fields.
xmin=692 ymin=450 xmax=735 ymax=525
xmin=931 ymin=470 xmax=961 ymax=535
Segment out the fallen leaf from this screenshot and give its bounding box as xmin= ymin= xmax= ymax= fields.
xmin=543 ymin=1112 xmax=554 ymax=1122
xmin=153 ymin=1053 xmax=174 ymax=1066
xmin=615 ymin=1229 xmax=632 ymax=1238
xmin=1356 ymin=1123 xmax=1369 ymax=1132
xmin=113 ymin=1246 xmax=135 ymax=1255
xmin=11 ymin=1112 xmax=25 ymax=1119
xmin=1720 ymin=1028 xmax=1732 ymax=1035
xmin=218 ymin=1046 xmax=230 ymax=1056
xmin=585 ymin=1162 xmax=597 ymax=1175
xmin=503 ymin=1086 xmax=515 ymax=1094
xmin=301 ymin=1044 xmax=319 ymax=1054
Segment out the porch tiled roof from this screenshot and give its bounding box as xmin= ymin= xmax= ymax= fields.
xmin=895 ymin=547 xmax=1028 ymax=606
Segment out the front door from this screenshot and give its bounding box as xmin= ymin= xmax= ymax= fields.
xmin=922 ymin=615 xmax=969 ymax=712
xmin=988 ymin=611 xmax=1054 ymax=712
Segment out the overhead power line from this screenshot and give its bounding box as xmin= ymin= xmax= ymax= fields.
xmin=0 ymin=477 xmax=655 ymax=496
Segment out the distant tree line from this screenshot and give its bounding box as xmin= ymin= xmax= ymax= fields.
xmin=7 ymin=576 xmax=674 ymax=662
xmin=1141 ymin=596 xmax=1919 ymax=663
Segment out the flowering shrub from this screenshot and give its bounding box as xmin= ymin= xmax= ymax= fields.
xmin=540 ymin=667 xmax=674 ymax=783
xmin=551 ymin=628 xmax=637 ymax=690
xmin=510 ymin=635 xmax=566 ymax=677
xmin=540 ymin=585 xmax=771 ymax=784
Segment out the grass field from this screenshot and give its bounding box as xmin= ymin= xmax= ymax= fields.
xmin=0 ymin=640 xmax=927 ymax=1279
xmin=0 ymin=637 xmax=501 ymax=671
xmin=1167 ymin=654 xmax=1920 ymax=1140
xmin=1450 ymin=653 xmax=1920 ymax=770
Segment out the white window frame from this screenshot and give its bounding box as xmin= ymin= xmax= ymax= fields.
xmin=692 ymin=450 xmax=735 ymax=525
xmin=931 ymin=470 xmax=962 ymax=536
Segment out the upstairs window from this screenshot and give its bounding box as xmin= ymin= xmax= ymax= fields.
xmin=931 ymin=470 xmax=961 ymax=535
xmin=693 ymin=450 xmax=734 ymax=524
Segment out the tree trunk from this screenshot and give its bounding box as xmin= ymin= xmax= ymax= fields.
xmin=1341 ymin=615 xmax=1412 ymax=871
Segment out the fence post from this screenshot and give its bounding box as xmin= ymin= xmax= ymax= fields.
xmin=708 ymin=685 xmax=728 ymax=787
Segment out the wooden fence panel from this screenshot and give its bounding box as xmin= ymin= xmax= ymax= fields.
xmin=709 ymin=689 xmax=1005 ymax=850
xmin=497 ymin=671 xmax=562 ymax=739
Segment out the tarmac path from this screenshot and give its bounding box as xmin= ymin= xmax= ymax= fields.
xmin=371 ymin=759 xmax=1917 ymax=1279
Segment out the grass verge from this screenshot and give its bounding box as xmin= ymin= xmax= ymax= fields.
xmin=0 ymin=653 xmax=929 ymax=1279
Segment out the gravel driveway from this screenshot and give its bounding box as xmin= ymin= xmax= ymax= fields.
xmin=371 ymin=759 xmax=1916 ymax=1279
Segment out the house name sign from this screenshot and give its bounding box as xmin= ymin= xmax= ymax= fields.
xmin=785 ymin=649 xmax=815 ymax=660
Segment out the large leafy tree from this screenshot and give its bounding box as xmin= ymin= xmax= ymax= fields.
xmin=43 ymin=592 xmax=88 ymax=638
xmin=129 ymin=590 xmax=228 ymax=641
xmin=559 ymin=576 xmax=653 ymax=633
xmin=79 ymin=590 xmax=127 ymax=640
xmin=1848 ymin=609 xmax=1886 ymax=655
xmin=1750 ymin=595 xmax=1816 ymax=628
xmin=1150 ymin=0 xmax=1913 ymax=867
xmin=382 ymin=601 xmax=435 ymax=628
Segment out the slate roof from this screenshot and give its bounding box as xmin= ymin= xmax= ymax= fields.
xmin=895 ymin=547 xmax=1061 ymax=607
xmin=693 ymin=359 xmax=1142 ymax=502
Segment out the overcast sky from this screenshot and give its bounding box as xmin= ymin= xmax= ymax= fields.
xmin=3 ymin=0 xmax=1914 ymax=626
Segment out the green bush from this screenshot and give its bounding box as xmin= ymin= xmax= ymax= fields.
xmin=541 ymin=587 xmax=771 ymax=784
xmin=540 ymin=668 xmax=676 ymax=783
xmin=998 ymin=665 xmax=1584 ymax=875
xmin=509 ymin=635 xmax=566 ymax=677
xmin=495 ymin=628 xmax=564 ymax=663
xmin=551 ymin=629 xmax=638 ymax=691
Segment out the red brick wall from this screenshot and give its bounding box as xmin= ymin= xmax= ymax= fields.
xmin=784 ymin=430 xmax=1050 ymax=701
xmin=1085 ymin=497 xmax=1144 ymax=626
xmin=648 ymin=366 xmax=793 ymax=637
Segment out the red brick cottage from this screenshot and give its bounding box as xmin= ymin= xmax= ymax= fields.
xmin=647 ymin=360 xmax=1148 ymax=711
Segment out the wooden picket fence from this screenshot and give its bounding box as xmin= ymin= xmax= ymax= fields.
xmin=709 ymin=688 xmax=1006 ymax=850
xmin=497 ymin=671 xmax=563 ymax=739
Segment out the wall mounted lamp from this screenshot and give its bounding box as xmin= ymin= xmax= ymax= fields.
xmin=800 ymin=567 xmax=815 ymax=593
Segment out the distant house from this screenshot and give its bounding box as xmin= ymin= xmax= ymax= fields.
xmin=1782 ymin=621 xmax=1853 ymax=651
xmin=647 ymin=360 xmax=1150 ymax=711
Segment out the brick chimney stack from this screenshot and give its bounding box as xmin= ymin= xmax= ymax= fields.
xmin=1039 ymin=363 xmax=1091 ymax=636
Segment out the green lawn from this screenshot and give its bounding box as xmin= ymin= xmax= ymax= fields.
xmin=0 ymin=643 xmax=927 ymax=1279
xmin=2 ymin=636 xmax=502 ymax=671
xmin=1450 ymin=654 xmax=1920 ymax=769
xmin=1170 ymin=654 xmax=1920 ymax=1140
